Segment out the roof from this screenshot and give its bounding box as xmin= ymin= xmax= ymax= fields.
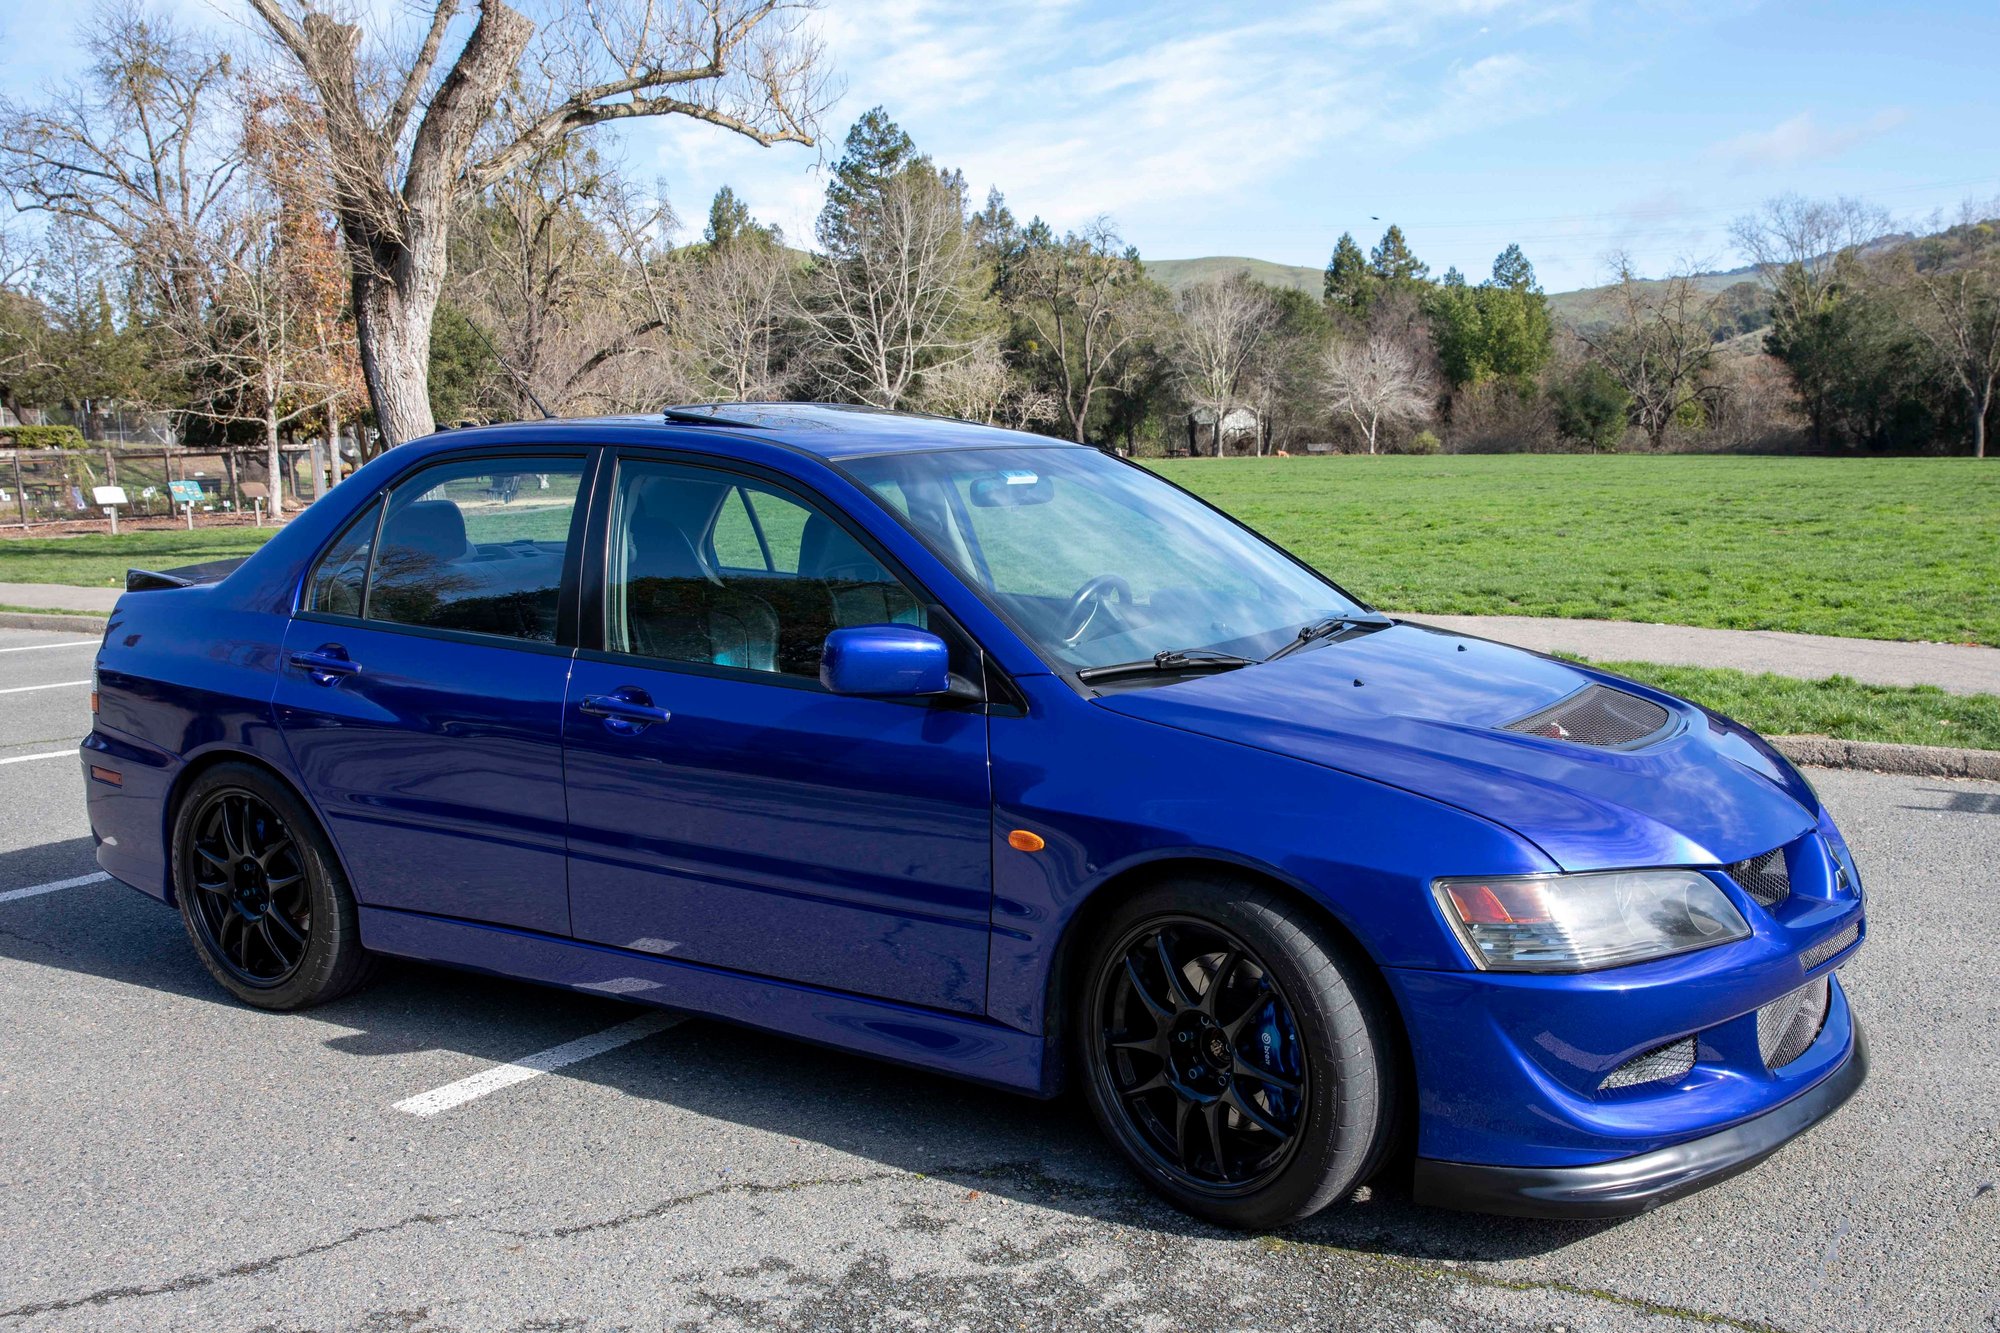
xmin=450 ymin=403 xmax=1083 ymax=461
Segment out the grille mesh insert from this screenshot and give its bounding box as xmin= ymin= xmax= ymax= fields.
xmin=1757 ymin=975 xmax=1831 ymax=1069
xmin=1800 ymin=922 xmax=1860 ymax=972
xmin=1600 ymin=1037 xmax=1697 ymax=1091
xmin=1725 ymin=846 xmax=1792 ymax=908
xmin=1501 ymin=685 xmax=1671 ymax=749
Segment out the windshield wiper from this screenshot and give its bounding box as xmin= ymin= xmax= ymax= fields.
xmin=1265 ymin=613 xmax=1395 ymax=662
xmin=1076 ymin=648 xmax=1260 ymax=684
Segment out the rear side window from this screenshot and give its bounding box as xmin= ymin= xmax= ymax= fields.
xmin=304 ymin=500 xmax=380 ymax=617
xmin=364 ymin=457 xmax=586 ymax=643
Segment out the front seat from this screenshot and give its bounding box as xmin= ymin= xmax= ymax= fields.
xmin=623 ymin=508 xmax=779 ymax=672
xmin=798 ymin=514 xmax=924 ymax=629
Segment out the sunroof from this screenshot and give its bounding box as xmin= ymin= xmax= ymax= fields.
xmin=660 ymin=402 xmax=894 ymax=430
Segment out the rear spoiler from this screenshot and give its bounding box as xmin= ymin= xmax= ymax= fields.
xmin=125 ymin=557 xmax=249 ymax=592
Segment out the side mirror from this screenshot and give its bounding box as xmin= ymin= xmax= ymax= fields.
xmin=820 ymin=625 xmax=952 ymax=697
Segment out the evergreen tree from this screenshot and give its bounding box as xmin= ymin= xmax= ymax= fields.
xmin=1323 ymin=231 xmax=1370 ymax=311
xmin=705 ymin=186 xmax=754 ymax=249
xmin=816 ymin=107 xmax=924 ymax=255
xmin=1368 ymin=225 xmax=1429 ymax=286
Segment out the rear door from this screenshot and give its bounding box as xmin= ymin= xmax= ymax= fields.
xmin=560 ymin=453 xmax=994 ymax=1012
xmin=275 ymin=450 xmax=592 ymax=936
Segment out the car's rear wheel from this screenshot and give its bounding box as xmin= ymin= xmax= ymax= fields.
xmin=173 ymin=762 xmax=374 ymax=1010
xmin=1076 ymin=876 xmax=1397 ymax=1229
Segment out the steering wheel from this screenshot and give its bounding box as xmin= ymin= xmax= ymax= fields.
xmin=1058 ymin=574 xmax=1134 ymax=647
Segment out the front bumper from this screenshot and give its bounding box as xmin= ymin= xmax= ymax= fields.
xmin=1413 ymin=1014 xmax=1867 ymax=1218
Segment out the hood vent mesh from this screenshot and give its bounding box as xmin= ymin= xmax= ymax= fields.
xmin=1725 ymin=846 xmax=1792 ymax=908
xmin=1501 ymin=685 xmax=1671 ymax=749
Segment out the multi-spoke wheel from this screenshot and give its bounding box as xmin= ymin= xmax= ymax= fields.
xmin=173 ymin=763 xmax=374 ymax=1010
xmin=1078 ymin=878 xmax=1398 ymax=1229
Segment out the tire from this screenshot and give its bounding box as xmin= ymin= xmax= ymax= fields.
xmin=1074 ymin=875 xmax=1398 ymax=1229
xmin=172 ymin=761 xmax=375 ymax=1011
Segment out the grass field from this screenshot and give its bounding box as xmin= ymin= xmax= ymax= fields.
xmin=1154 ymin=455 xmax=2000 ymax=645
xmin=1590 ymin=660 xmax=2000 ymax=751
xmin=0 ymin=529 xmax=277 ymax=588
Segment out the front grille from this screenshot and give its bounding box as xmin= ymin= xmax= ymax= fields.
xmin=1725 ymin=846 xmax=1792 ymax=908
xmin=1600 ymin=1037 xmax=1697 ymax=1091
xmin=1800 ymin=922 xmax=1860 ymax=971
xmin=1501 ymin=685 xmax=1672 ymax=749
xmin=1757 ymin=976 xmax=1831 ymax=1069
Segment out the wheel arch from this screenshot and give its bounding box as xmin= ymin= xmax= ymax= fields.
xmin=160 ymin=746 xmax=325 ymax=907
xmin=1041 ymin=853 xmax=1415 ymax=1118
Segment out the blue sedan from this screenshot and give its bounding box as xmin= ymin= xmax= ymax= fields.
xmin=82 ymin=404 xmax=1866 ymax=1228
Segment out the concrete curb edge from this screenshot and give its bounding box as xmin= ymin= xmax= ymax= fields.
xmin=1772 ymin=736 xmax=2000 ymax=781
xmin=0 ymin=610 xmax=108 ymax=635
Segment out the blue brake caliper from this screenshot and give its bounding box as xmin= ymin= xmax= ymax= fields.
xmin=1252 ymin=989 xmax=1302 ymax=1122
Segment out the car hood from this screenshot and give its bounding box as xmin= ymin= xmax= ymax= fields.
xmin=1093 ymin=622 xmax=1818 ymax=872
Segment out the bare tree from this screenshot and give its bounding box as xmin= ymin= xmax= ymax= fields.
xmin=915 ymin=337 xmax=1058 ymax=427
xmin=246 ymin=0 xmax=831 ymax=442
xmin=799 ymin=168 xmax=983 ymax=408
xmin=1320 ymin=332 xmax=1435 ymax=454
xmin=675 ymin=231 xmax=800 ymax=402
xmin=0 ymin=5 xmax=241 ymax=328
xmin=1580 ymin=256 xmax=1721 ymax=450
xmin=1001 ymin=220 xmax=1154 ymax=443
xmin=1898 ymin=216 xmax=2000 ymax=459
xmin=1730 ymin=194 xmax=1890 ymax=445
xmin=1166 ymin=273 xmax=1275 ymax=456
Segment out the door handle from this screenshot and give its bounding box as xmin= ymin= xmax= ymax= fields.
xmin=288 ymin=645 xmax=360 ymax=685
xmin=580 ymin=691 xmax=672 ymax=733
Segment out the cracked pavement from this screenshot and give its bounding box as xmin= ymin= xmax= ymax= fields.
xmin=2 ymin=625 xmax=1997 ymax=1331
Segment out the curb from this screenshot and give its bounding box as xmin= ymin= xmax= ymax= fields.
xmin=0 ymin=610 xmax=108 ymax=635
xmin=1772 ymin=736 xmax=2000 ymax=781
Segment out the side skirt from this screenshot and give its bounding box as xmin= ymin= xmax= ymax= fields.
xmin=359 ymin=906 xmax=1053 ymax=1096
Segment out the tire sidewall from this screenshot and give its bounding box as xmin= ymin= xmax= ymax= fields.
xmin=1077 ymin=879 xmax=1388 ymax=1230
xmin=172 ymin=763 xmax=361 ymax=1011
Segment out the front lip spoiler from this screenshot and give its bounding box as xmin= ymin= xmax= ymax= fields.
xmin=1411 ymin=1017 xmax=1869 ymax=1220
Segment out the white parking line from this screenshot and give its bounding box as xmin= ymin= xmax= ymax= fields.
xmin=0 ymin=749 xmax=76 ymax=766
xmin=393 ymin=1011 xmax=684 ymax=1117
xmin=0 ymin=679 xmax=91 ymax=695
xmin=0 ymin=871 xmax=111 ymax=904
xmin=0 ymin=640 xmax=95 ymax=653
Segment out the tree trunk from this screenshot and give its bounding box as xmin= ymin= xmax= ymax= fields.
xmin=1974 ymin=384 xmax=1990 ymax=459
xmin=353 ymin=262 xmax=440 ymax=445
xmin=265 ymin=406 xmax=285 ymax=519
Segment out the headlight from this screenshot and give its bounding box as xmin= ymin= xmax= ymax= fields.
xmin=1433 ymin=870 xmax=1750 ymax=972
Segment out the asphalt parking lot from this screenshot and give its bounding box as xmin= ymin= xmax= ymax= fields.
xmin=1 ymin=623 xmax=1995 ymax=1332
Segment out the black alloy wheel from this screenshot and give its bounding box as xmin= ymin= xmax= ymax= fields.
xmin=1098 ymin=917 xmax=1308 ymax=1194
xmin=183 ymin=788 xmax=313 ymax=987
xmin=1077 ymin=878 xmax=1398 ymax=1229
xmin=173 ymin=762 xmax=374 ymax=1010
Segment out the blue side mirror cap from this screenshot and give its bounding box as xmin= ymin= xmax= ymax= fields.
xmin=821 ymin=625 xmax=953 ymax=697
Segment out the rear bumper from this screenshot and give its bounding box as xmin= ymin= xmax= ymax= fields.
xmin=1412 ymin=1016 xmax=1867 ymax=1219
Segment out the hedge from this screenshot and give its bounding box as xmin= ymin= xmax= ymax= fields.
xmin=1 ymin=425 xmax=88 ymax=449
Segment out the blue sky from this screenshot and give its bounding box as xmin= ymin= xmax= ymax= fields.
xmin=4 ymin=0 xmax=1996 ymax=291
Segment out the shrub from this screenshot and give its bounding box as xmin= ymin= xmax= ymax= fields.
xmin=1407 ymin=429 xmax=1442 ymax=454
xmin=1548 ymin=363 xmax=1629 ymax=453
xmin=2 ymin=424 xmax=87 ymax=449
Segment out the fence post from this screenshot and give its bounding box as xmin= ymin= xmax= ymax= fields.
xmin=11 ymin=451 xmax=25 ymax=529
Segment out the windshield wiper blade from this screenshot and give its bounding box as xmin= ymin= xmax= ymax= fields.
xmin=1076 ymin=648 xmax=1259 ymax=684
xmin=1266 ymin=613 xmax=1394 ymax=662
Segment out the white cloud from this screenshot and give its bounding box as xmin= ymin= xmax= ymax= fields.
xmin=1714 ymin=109 xmax=1908 ymax=172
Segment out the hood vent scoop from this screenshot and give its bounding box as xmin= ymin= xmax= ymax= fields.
xmin=1501 ymin=684 xmax=1672 ymax=750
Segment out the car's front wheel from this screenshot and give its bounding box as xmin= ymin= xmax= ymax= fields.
xmin=1076 ymin=876 xmax=1398 ymax=1229
xmin=172 ymin=762 xmax=374 ymax=1010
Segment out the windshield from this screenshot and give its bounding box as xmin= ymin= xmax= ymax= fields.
xmin=842 ymin=446 xmax=1364 ymax=672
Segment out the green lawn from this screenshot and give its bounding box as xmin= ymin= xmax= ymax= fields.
xmin=1587 ymin=659 xmax=2000 ymax=751
xmin=1154 ymin=455 xmax=2000 ymax=646
xmin=0 ymin=529 xmax=278 ymax=588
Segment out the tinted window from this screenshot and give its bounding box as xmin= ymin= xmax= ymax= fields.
xmin=608 ymin=460 xmax=925 ymax=679
xmin=366 ymin=458 xmax=585 ymax=642
xmin=304 ymin=499 xmax=380 ymax=617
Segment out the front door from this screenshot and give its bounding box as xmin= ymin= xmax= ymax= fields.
xmin=275 ymin=452 xmax=589 ymax=936
xmin=562 ymin=456 xmax=993 ymax=1012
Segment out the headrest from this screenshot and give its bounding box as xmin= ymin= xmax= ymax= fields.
xmin=799 ymin=513 xmax=886 ymax=582
xmin=381 ymin=500 xmax=468 ymax=561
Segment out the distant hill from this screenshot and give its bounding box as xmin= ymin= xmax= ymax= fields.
xmin=1144 ymin=253 xmax=1764 ymax=331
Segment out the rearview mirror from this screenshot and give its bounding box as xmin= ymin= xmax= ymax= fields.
xmin=821 ymin=625 xmax=952 ymax=697
xmin=968 ymin=470 xmax=1055 ymax=508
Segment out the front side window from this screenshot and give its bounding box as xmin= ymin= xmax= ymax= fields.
xmin=608 ymin=460 xmax=925 ymax=679
xmin=364 ymin=457 xmax=585 ymax=642
xmin=842 ymin=446 xmax=1361 ymax=671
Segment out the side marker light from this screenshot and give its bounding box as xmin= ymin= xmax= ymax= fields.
xmin=1007 ymin=829 xmax=1046 ymax=853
